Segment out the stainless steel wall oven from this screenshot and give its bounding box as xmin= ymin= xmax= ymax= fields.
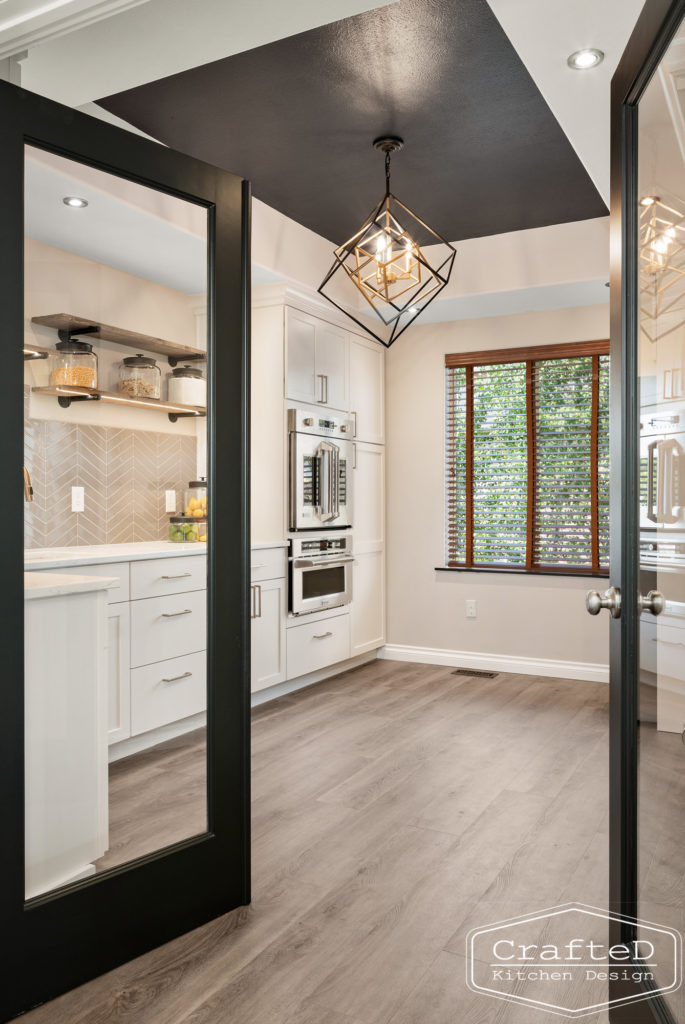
xmin=288 ymin=408 xmax=353 ymax=530
xmin=289 ymin=533 xmax=353 ymax=616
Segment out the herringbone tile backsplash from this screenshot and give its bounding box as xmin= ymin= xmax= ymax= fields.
xmin=24 ymin=388 xmax=197 ymax=548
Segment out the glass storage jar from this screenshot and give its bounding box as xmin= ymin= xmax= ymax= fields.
xmin=118 ymin=354 xmax=161 ymax=399
xmin=167 ymin=364 xmax=206 ymax=406
xmin=168 ymin=516 xmax=199 ymax=543
xmin=50 ymin=339 xmax=98 ymax=389
xmin=184 ymin=479 xmax=207 ymax=519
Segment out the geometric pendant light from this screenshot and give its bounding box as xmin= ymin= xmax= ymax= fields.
xmin=318 ymin=137 xmax=457 ymax=347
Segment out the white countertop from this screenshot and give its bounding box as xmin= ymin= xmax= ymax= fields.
xmin=24 ymin=540 xmax=286 ymax=570
xmin=24 ymin=541 xmax=208 ymax=570
xmin=24 ymin=571 xmax=118 ymax=601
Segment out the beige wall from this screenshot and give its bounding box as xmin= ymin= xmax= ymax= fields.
xmin=385 ymin=303 xmax=611 ymax=677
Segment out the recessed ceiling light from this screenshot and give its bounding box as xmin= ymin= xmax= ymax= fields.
xmin=62 ymin=196 xmax=88 ymax=208
xmin=567 ymin=48 xmax=604 ymax=70
xmin=640 ymin=195 xmax=659 ymax=206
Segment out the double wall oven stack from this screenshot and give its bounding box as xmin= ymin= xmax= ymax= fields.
xmin=288 ymin=408 xmax=354 ymax=616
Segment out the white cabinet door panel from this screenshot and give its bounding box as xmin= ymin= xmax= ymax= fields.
xmin=350 ymin=335 xmax=384 ymax=443
xmin=131 ymin=651 xmax=207 ymax=736
xmin=316 ymin=320 xmax=349 ymax=411
xmin=107 ymin=602 xmax=131 ymax=745
xmin=250 ymin=546 xmax=287 ymax=582
xmin=251 ymin=577 xmax=287 ymax=692
xmin=286 ymin=612 xmax=350 ymax=679
xmin=286 ymin=308 xmax=318 ymax=404
xmin=352 ymin=550 xmax=385 ymax=655
xmin=130 ymin=589 xmax=207 ymax=668
xmin=130 ymin=555 xmax=206 ymax=601
xmin=353 ymin=441 xmax=385 ymax=551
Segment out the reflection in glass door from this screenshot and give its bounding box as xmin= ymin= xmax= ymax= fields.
xmin=23 ymin=146 xmax=210 ymax=899
xmin=637 ymin=20 xmax=685 ymax=1021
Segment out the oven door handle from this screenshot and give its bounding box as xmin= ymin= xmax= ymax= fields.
xmin=316 ymin=440 xmax=340 ymax=522
xmin=292 ymin=557 xmax=355 ymax=569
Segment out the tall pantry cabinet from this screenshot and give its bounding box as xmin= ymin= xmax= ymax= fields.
xmin=251 ymin=286 xmax=386 ymax=675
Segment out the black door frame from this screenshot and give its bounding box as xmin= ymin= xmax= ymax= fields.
xmin=0 ymin=81 xmax=250 ymax=1022
xmin=609 ymin=1 xmax=685 ymax=1021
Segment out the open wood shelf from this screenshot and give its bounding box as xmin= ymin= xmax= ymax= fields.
xmin=23 ymin=344 xmax=51 ymax=361
xmin=31 ymin=313 xmax=207 ymax=366
xmin=32 ymin=385 xmax=206 ymax=423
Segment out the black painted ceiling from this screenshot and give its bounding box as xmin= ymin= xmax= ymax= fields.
xmin=99 ymin=0 xmax=607 ymax=245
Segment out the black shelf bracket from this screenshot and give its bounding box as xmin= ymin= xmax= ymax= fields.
xmin=57 ymin=394 xmax=101 ymax=409
xmin=168 ymin=411 xmax=207 ymax=423
xmin=57 ymin=326 xmax=99 ymax=343
xmin=167 ymin=353 xmax=207 ymax=368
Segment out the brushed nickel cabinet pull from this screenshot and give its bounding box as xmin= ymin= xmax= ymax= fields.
xmin=161 ymin=671 xmax=192 ymax=683
xmin=161 ymin=572 xmax=192 ymax=580
xmin=313 ymin=631 xmax=333 ymax=639
xmin=161 ymin=609 xmax=192 ymax=617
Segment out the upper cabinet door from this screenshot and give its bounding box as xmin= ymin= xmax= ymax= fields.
xmin=285 ymin=308 xmax=318 ymax=404
xmin=315 ymin=320 xmax=349 ymax=411
xmin=285 ymin=307 xmax=349 ymax=411
xmin=349 ymin=335 xmax=385 ymax=444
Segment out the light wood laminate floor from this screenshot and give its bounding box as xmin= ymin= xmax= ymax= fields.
xmin=21 ymin=659 xmax=618 ymax=1024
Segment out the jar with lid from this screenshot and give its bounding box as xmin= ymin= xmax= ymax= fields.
xmin=184 ymin=478 xmax=207 ymax=519
xmin=167 ymin=364 xmax=206 ymax=407
xmin=168 ymin=516 xmax=199 ymax=543
xmin=50 ymin=339 xmax=98 ymax=389
xmin=119 ymin=354 xmax=161 ymax=399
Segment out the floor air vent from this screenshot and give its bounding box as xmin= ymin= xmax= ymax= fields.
xmin=451 ymin=668 xmax=498 ymax=679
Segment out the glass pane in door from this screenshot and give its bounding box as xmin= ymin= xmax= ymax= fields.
xmin=23 ymin=145 xmax=209 ymax=898
xmin=637 ymin=22 xmax=685 ymax=1017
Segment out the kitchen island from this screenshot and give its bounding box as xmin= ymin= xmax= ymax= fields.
xmin=25 ymin=571 xmax=116 ymax=898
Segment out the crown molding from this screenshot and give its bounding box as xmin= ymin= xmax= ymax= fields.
xmin=0 ymin=0 xmax=152 ymax=62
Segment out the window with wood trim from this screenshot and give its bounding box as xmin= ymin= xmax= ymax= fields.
xmin=445 ymin=341 xmax=610 ymax=574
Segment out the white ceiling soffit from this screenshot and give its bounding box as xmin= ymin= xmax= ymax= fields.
xmin=0 ymin=0 xmax=151 ymax=60
xmin=25 ymin=147 xmax=207 ymax=294
xmin=16 ymin=0 xmax=398 ymax=108
xmin=486 ymin=0 xmax=646 ymax=204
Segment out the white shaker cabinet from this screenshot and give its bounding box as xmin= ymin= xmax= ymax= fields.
xmin=352 ymin=551 xmax=385 ymax=656
xmin=251 ymin=576 xmax=287 ymax=692
xmin=349 ymin=334 xmax=385 ymax=444
xmin=285 ymin=307 xmax=349 ymax=411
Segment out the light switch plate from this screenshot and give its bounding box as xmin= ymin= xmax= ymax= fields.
xmin=71 ymin=486 xmax=85 ymax=512
xmin=165 ymin=490 xmax=177 ymax=513
xmin=466 ymin=599 xmax=477 ymax=619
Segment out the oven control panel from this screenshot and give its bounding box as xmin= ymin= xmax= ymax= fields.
xmin=288 ymin=407 xmax=353 ymax=440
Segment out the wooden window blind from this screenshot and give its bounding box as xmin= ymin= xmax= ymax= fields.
xmin=445 ymin=341 xmax=610 ymax=574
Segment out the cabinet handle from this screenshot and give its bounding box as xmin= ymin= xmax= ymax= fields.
xmin=313 ymin=631 xmax=333 ymax=639
xmin=161 ymin=671 xmax=193 ymax=683
xmin=251 ymin=563 xmax=266 ymax=569
xmin=353 ymin=442 xmax=357 ymax=470
xmin=317 ymin=374 xmax=326 ymax=403
xmin=324 ymin=374 xmax=329 ymax=404
xmin=161 ymin=572 xmax=192 ymax=580
xmin=352 ymin=410 xmax=358 ymax=437
xmin=255 ymin=583 xmax=262 ymax=618
xmin=161 ymin=609 xmax=192 ymax=617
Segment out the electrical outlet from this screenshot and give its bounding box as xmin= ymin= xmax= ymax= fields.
xmin=466 ymin=599 xmax=477 ymax=619
xmin=71 ymin=486 xmax=85 ymax=513
xmin=165 ymin=490 xmax=177 ymax=513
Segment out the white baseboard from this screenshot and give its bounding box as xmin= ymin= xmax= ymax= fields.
xmin=378 ymin=644 xmax=609 ymax=684
xmin=251 ymin=651 xmax=378 ymax=707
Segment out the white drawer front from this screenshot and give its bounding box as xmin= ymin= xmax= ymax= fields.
xmin=251 ymin=546 xmax=287 ymax=582
xmin=38 ymin=562 xmax=130 ymax=604
xmin=131 ymin=652 xmax=207 ymax=736
xmin=131 ymin=555 xmax=206 ymax=600
xmin=657 ymin=622 xmax=685 ymax=682
xmin=286 ymin=613 xmax=350 ymax=680
xmin=131 ymin=590 xmax=206 ymax=668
